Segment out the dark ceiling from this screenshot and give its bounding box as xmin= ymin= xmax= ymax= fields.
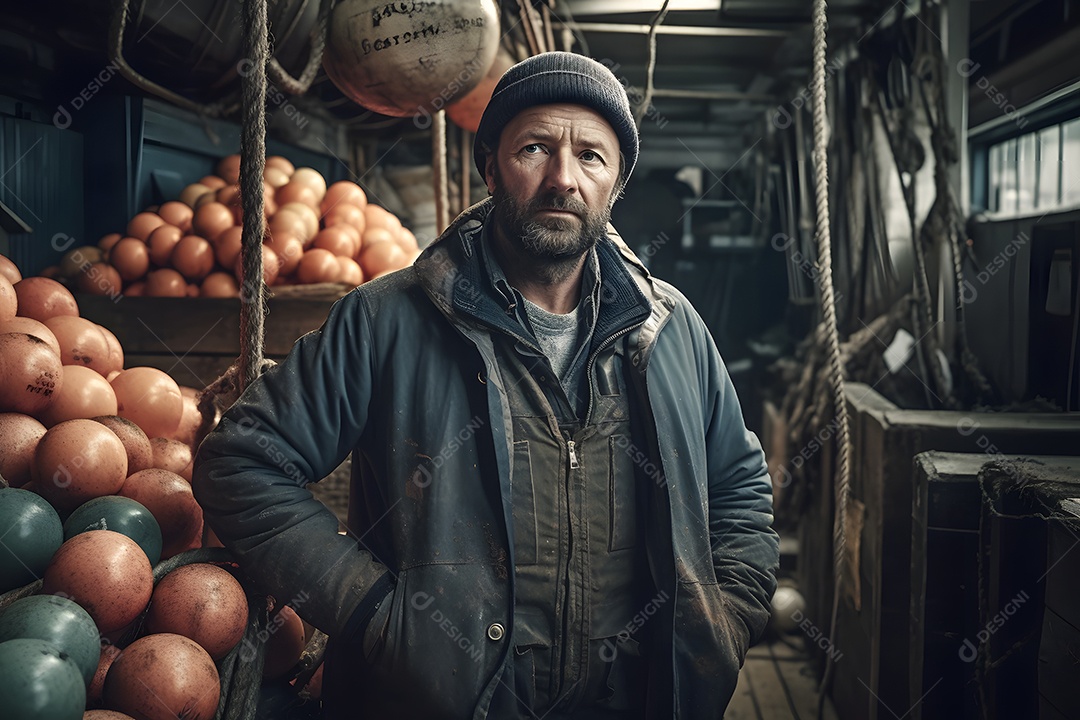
xmin=546 ymin=0 xmax=1078 ymax=172
xmin=552 ymin=0 xmax=890 ymax=170
xmin=3 ymin=0 xmax=1069 ymax=175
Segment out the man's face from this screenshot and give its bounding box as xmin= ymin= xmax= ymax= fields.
xmin=485 ymin=103 xmax=622 ymax=262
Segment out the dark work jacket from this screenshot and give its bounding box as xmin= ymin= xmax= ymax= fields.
xmin=193 ymin=198 xmax=779 ymax=719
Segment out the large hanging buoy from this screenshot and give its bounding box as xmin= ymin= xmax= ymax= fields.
xmin=323 ymin=0 xmax=501 ymax=118
xmin=446 ymin=47 xmax=515 ymax=132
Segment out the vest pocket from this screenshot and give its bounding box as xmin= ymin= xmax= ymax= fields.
xmin=513 ymin=440 xmax=538 ymax=565
xmin=609 ymin=435 xmax=639 ymax=552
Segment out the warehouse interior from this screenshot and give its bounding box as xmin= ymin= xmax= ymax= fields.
xmin=0 ymin=0 xmax=1078 ymax=718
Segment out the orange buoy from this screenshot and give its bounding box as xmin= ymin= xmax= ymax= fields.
xmin=447 ymin=48 xmax=516 ymax=132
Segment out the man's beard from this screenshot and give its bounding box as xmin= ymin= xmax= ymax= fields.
xmin=491 ymin=174 xmax=612 ymax=263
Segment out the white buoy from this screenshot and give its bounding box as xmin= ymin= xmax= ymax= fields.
xmin=770 ymin=584 xmax=806 ymax=634
xmin=323 ymin=0 xmax=501 ymax=118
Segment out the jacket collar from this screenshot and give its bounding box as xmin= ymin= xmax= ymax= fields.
xmin=414 ymin=197 xmax=674 ymax=349
xmin=476 ymin=218 xmax=602 ymax=322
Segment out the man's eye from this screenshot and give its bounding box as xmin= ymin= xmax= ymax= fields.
xmin=581 ymin=150 xmax=602 ymax=163
xmin=523 ymin=144 xmax=545 ymax=154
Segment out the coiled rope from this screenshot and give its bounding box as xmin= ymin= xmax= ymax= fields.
xmin=808 ymin=0 xmax=853 ymax=716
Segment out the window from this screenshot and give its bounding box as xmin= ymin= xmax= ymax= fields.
xmin=1036 ymin=126 xmax=1060 ymax=209
xmin=989 ymin=142 xmax=1003 ymax=212
xmin=1018 ymin=134 xmax=1036 ymax=213
xmin=987 ymin=117 xmax=1080 ymax=217
xmin=1063 ymin=118 xmax=1080 ymax=207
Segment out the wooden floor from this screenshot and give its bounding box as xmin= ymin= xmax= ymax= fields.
xmin=726 ymin=634 xmax=840 ymax=720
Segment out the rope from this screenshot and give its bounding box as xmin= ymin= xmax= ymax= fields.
xmin=238 ymin=0 xmax=271 ymax=392
xmin=434 ymin=109 xmax=449 ymax=234
xmin=266 ymin=0 xmax=334 ymax=95
xmin=635 ymin=0 xmax=671 ymax=128
xmin=516 ymin=0 xmax=544 ymax=54
xmin=0 ymin=580 xmax=41 ymax=611
xmin=540 ymin=1 xmax=556 ymax=52
xmin=807 ymin=1 xmax=853 ymax=717
xmin=109 ymin=0 xmax=234 ymax=121
xmin=911 ymin=14 xmax=996 ymax=406
xmin=460 ymin=128 xmax=472 ymax=216
xmin=870 ymin=88 xmax=938 ymax=409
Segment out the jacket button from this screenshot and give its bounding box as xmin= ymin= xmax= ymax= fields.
xmin=486 ymin=623 xmax=504 ymax=641
xmin=477 ymin=371 xmax=486 ymax=384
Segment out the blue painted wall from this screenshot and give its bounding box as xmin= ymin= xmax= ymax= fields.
xmin=1 ymin=93 xmax=348 ymax=276
xmin=0 ymin=97 xmax=84 ymax=275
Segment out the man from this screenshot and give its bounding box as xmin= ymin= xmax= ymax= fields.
xmin=194 ymin=52 xmax=778 ymax=719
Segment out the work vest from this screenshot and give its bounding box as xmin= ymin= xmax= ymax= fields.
xmin=489 ymin=331 xmax=652 ymax=718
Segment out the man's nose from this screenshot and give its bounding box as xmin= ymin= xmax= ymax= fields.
xmin=544 ymin=149 xmax=577 ymax=194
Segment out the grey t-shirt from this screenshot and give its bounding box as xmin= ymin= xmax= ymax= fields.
xmin=522 ymin=298 xmax=582 ymax=385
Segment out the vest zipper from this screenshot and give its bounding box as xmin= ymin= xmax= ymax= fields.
xmin=567 ymin=440 xmax=580 ymax=469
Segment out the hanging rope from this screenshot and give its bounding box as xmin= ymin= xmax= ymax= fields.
xmin=516 ymin=0 xmax=545 ymax=54
xmin=109 ymin=0 xmax=233 ymax=121
xmin=267 ymin=0 xmax=334 ymax=95
xmin=196 ymin=0 xmax=278 ymax=422
xmin=540 ymin=0 xmax=556 ymax=52
xmin=433 ymin=109 xmax=450 ymax=233
xmin=635 ymin=0 xmax=671 ymax=128
xmin=911 ymin=10 xmax=996 ymax=407
xmin=807 ymin=1 xmax=853 ymax=717
xmin=237 ymin=0 xmax=271 ymax=392
xmin=460 ymin=128 xmax=472 ymax=215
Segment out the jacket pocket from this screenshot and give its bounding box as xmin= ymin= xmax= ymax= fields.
xmin=365 ymin=570 xmax=408 ymax=675
xmin=512 ymin=644 xmax=538 ymax=710
xmin=362 ymin=586 xmax=395 ymax=662
xmin=513 ymin=440 xmax=538 ymax=565
xmin=513 ymin=620 xmax=551 ymax=710
xmin=673 ymin=580 xmax=746 ymax=715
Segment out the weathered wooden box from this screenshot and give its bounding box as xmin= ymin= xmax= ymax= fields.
xmin=909 ymin=452 xmax=1080 ymax=720
xmin=800 ymin=383 xmax=1078 ymax=720
xmin=77 ymin=291 xmax=345 ymax=389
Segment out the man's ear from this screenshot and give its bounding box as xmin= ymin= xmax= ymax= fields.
xmin=484 ymin=153 xmax=497 ymax=195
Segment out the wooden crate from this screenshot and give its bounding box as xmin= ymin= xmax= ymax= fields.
xmin=801 ymin=383 xmax=1079 ymax=720
xmin=1040 ymin=499 xmax=1080 ymax=720
xmin=976 ymin=460 xmax=1080 ymax=720
xmin=909 ymin=452 xmax=1080 ymax=720
xmin=77 ymin=290 xmax=345 ymax=389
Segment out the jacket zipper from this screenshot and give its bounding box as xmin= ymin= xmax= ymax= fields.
xmin=584 ymin=322 xmax=646 ymax=424
xmin=567 ymin=440 xmax=580 ymax=469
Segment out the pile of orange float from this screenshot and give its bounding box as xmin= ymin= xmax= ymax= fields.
xmin=55 ymin=155 xmax=419 ymax=298
xmin=0 ymin=254 xmax=314 ymax=719
xmin=0 ymin=257 xmax=202 ymax=488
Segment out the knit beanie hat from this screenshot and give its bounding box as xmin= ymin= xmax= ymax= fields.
xmin=473 ymin=51 xmax=639 ymax=181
